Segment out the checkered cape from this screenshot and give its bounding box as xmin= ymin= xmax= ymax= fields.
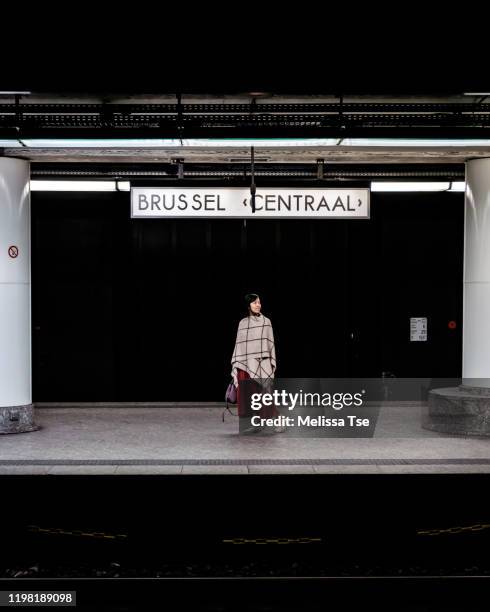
xmin=231 ymin=313 xmax=276 ymax=387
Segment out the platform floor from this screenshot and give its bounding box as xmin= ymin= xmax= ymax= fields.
xmin=0 ymin=405 xmax=489 ymax=474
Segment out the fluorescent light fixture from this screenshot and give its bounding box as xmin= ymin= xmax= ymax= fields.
xmin=371 ymin=182 xmax=452 ymax=192
xmin=30 ymin=180 xmax=117 ymax=191
xmin=0 ymin=91 xmax=31 ymax=95
xmin=371 ymin=181 xmax=465 ymax=192
xmin=463 ymin=92 xmax=490 ymax=96
xmin=28 ymin=179 xmax=465 ymax=194
xmin=22 ymin=139 xmax=183 ymax=148
xmin=0 ymin=140 xmax=24 ymax=147
xmin=341 ymin=139 xmax=490 ymax=147
xmin=181 ymin=138 xmax=339 ymax=147
xmin=20 ymin=138 xmax=340 ymax=148
xmin=15 ymin=137 xmax=490 ymax=149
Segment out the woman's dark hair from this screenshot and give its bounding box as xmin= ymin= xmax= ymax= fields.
xmin=245 ymin=293 xmax=260 ymax=316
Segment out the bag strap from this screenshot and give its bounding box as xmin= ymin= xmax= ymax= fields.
xmin=222 ymin=400 xmax=238 ymax=422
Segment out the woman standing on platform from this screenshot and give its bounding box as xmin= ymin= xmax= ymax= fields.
xmin=231 ymin=293 xmax=285 ymax=433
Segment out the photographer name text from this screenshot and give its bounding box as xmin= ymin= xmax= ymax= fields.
xmin=250 ymin=415 xmax=371 ymax=428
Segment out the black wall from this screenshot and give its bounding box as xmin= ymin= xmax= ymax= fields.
xmin=32 ymin=191 xmax=463 ymax=401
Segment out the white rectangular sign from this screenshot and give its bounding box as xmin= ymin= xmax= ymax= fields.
xmin=131 ymin=187 xmax=370 ymax=219
xmin=410 ymin=317 xmax=428 ymax=341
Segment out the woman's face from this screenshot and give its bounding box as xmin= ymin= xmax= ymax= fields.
xmin=250 ymin=297 xmax=261 ymax=314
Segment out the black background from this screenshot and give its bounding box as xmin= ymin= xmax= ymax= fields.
xmin=32 ymin=190 xmax=463 ymax=401
xmin=1 ymin=12 xmax=489 ymax=96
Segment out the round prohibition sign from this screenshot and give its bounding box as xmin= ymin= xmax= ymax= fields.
xmin=8 ymin=245 xmax=19 ymax=258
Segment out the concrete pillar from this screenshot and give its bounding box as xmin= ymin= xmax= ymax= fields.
xmin=424 ymin=158 xmax=490 ymax=435
xmin=0 ymin=158 xmax=39 ymax=433
xmin=462 ymin=158 xmax=490 ymax=388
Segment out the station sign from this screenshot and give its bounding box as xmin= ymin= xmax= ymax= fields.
xmin=131 ymin=187 xmax=370 ymax=219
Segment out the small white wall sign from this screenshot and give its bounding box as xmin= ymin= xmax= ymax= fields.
xmin=410 ymin=317 xmax=427 ymax=341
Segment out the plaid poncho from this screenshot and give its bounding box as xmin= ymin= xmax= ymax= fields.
xmin=231 ymin=313 xmax=277 ymax=387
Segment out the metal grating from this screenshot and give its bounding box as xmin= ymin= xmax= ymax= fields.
xmin=2 ymin=100 xmax=490 ymax=138
xmin=30 ymin=164 xmax=465 ymax=181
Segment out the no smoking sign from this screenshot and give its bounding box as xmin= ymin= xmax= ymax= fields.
xmin=8 ymin=245 xmax=19 ymax=258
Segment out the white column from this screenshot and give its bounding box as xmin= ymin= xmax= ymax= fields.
xmin=0 ymin=157 xmax=38 ymax=433
xmin=462 ymin=158 xmax=490 ymax=388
